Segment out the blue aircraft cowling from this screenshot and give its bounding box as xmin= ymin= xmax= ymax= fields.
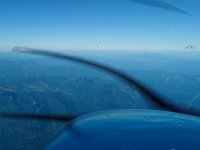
xmin=46 ymin=110 xmax=200 ymax=150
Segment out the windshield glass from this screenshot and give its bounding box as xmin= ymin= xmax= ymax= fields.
xmin=0 ymin=0 xmax=200 ymax=149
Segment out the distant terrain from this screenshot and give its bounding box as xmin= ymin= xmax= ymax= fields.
xmin=1 ymin=50 xmax=200 ymax=149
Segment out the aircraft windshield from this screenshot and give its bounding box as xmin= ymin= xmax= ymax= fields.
xmin=0 ymin=0 xmax=200 ymax=149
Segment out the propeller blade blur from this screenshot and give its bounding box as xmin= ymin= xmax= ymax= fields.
xmin=0 ymin=113 xmax=76 ymax=122
xmin=130 ymin=0 xmax=190 ymax=15
xmin=7 ymin=48 xmax=200 ymax=120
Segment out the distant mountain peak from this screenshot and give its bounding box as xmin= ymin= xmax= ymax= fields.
xmin=184 ymin=45 xmax=198 ymax=51
xmin=12 ymin=47 xmax=31 ymax=52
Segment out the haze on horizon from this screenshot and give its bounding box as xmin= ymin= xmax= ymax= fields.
xmin=0 ymin=0 xmax=200 ymax=51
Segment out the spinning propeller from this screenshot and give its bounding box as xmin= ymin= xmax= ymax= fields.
xmin=0 ymin=0 xmax=193 ymax=122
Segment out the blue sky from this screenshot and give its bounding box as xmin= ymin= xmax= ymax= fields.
xmin=0 ymin=0 xmax=200 ymax=51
